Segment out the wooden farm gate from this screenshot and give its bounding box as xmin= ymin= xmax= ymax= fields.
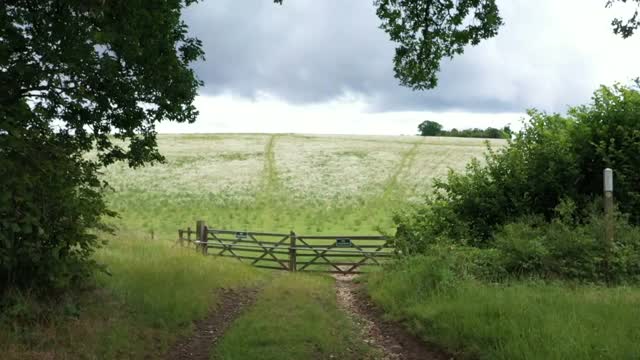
xmin=177 ymin=221 xmax=395 ymax=275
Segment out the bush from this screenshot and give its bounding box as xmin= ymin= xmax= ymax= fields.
xmin=571 ymin=83 xmax=640 ymax=224
xmin=492 ymin=201 xmax=640 ymax=282
xmin=0 ymin=133 xmax=113 ymax=292
xmin=399 ymin=84 xmax=640 ymax=249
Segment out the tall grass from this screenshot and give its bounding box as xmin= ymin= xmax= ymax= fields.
xmin=1 ymin=238 xmax=266 ymax=359
xmin=95 ymin=237 xmax=265 ymax=329
xmin=367 ymin=256 xmax=640 ymax=360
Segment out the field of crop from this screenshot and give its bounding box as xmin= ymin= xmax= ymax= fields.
xmin=104 ymin=133 xmax=503 ymax=239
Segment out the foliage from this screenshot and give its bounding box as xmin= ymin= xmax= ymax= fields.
xmin=371 ymin=0 xmax=640 ymax=90
xmin=399 ymin=84 xmax=640 ymax=248
xmin=375 ymin=0 xmax=503 ymax=90
xmin=417 ymin=120 xmax=443 ymax=136
xmin=607 ymin=0 xmax=640 ymax=38
xmin=396 ymin=84 xmax=640 ymax=285
xmin=417 ymin=120 xmax=511 ymax=138
xmin=570 ymin=82 xmax=640 ymax=224
xmin=444 ymin=125 xmax=511 ymax=139
xmin=1 ymin=0 xmax=203 ymax=291
xmin=396 ymin=198 xmax=640 ymax=283
xmin=494 ymin=206 xmax=640 ymax=283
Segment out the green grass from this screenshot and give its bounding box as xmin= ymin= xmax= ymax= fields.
xmin=213 ymin=273 xmax=378 ymax=360
xmin=367 ymin=257 xmax=640 ymax=360
xmin=94 ymin=237 xmax=265 ymax=329
xmin=1 ymin=238 xmax=265 ymax=359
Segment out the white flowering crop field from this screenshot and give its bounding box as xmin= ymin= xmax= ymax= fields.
xmin=104 ymin=134 xmax=504 ymax=240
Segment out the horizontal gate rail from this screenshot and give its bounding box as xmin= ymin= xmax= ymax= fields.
xmin=295 ymin=253 xmax=393 ymax=258
xmin=292 ymin=235 xmax=387 ymax=240
xmin=178 ymin=221 xmax=396 ymax=275
xmin=208 ymin=229 xmax=289 ymax=237
xmin=291 ymin=247 xmax=393 ymax=254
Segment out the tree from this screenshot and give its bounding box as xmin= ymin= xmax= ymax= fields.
xmin=502 ymin=125 xmax=513 ymax=138
xmin=607 ymin=0 xmax=640 ymax=38
xmin=373 ymin=0 xmax=640 ymax=90
xmin=1 ymin=0 xmax=203 ymax=290
xmin=418 ymin=120 xmax=443 ymax=136
xmin=571 ymin=83 xmax=640 ymax=224
xmin=375 ymin=0 xmax=502 ymax=90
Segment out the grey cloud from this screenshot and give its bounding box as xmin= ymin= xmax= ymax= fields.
xmin=182 ymin=0 xmax=640 ymax=113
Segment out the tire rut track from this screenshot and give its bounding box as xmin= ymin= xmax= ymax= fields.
xmin=379 ymin=142 xmax=421 ymax=201
xmin=333 ymin=274 xmax=453 ymax=360
xmin=165 ymin=288 xmax=259 ymax=360
xmin=406 ymin=145 xmax=455 ymax=198
xmin=262 ymin=134 xmax=279 ymax=195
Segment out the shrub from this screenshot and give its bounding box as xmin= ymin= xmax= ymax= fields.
xmin=493 ymin=203 xmax=640 ymax=283
xmin=399 ymin=84 xmax=640 ymax=249
xmin=0 ymin=135 xmax=113 ymax=292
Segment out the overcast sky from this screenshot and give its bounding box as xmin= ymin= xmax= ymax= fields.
xmin=158 ymin=0 xmax=640 ymax=135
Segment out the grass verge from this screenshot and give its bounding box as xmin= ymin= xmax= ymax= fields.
xmin=213 ymin=273 xmax=378 ymax=360
xmin=366 ymin=256 xmax=640 ymax=360
xmin=0 ymin=238 xmax=265 ymax=359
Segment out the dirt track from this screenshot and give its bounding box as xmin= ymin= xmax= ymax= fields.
xmin=334 ymin=273 xmax=452 ymax=360
xmin=165 ymin=287 xmax=258 ymax=360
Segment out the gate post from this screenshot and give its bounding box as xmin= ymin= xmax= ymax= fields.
xmin=196 ymin=220 xmax=207 ymax=254
xmin=202 ymin=225 xmax=209 ymax=255
xmin=289 ymin=231 xmax=297 ymax=272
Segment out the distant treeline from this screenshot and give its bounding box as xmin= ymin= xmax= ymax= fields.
xmin=418 ymin=120 xmax=511 ymax=139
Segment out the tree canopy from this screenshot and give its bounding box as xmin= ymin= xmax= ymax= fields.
xmin=275 ymin=0 xmax=640 ymax=90
xmin=375 ymin=0 xmax=502 ymax=90
xmin=418 ymin=120 xmax=510 ymax=138
xmin=374 ymin=0 xmax=640 ymax=90
xmin=1 ymin=0 xmax=203 ymax=290
xmin=418 ymin=120 xmax=443 ymax=136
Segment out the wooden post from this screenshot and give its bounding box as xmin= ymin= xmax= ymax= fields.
xmin=201 ymin=225 xmax=209 ymax=255
xmin=604 ymin=168 xmax=614 ymax=247
xmin=178 ymin=230 xmax=183 ymax=246
xmin=603 ymin=168 xmax=614 ymax=282
xmin=187 ymin=227 xmax=191 ymax=243
xmin=289 ymin=231 xmax=297 ymax=272
xmin=196 ymin=220 xmax=205 ymax=254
